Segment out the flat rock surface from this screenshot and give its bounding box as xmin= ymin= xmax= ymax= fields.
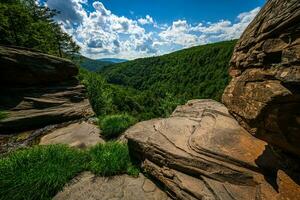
xmin=126 ymin=99 xmax=300 ymax=200
xmin=40 ymin=121 xmax=104 ymax=148
xmin=54 ymin=172 xmax=171 ymax=200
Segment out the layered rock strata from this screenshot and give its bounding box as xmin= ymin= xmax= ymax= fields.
xmin=222 ymin=0 xmax=300 ymax=156
xmin=0 ymin=46 xmax=93 ymax=134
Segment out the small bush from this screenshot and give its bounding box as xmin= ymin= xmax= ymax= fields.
xmin=88 ymin=142 xmax=139 ymax=176
xmin=0 ymin=145 xmax=87 ymax=200
xmin=0 ymin=111 xmax=8 ymax=121
xmin=99 ymin=114 xmax=136 ymax=138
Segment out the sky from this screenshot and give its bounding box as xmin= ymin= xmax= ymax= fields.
xmin=39 ymin=0 xmax=265 ymax=60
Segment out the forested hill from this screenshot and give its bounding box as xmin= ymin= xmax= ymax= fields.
xmin=72 ymin=56 xmax=113 ymax=72
xmin=101 ymin=40 xmax=237 ymax=101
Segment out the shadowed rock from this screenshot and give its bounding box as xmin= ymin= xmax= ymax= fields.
xmin=0 ymin=46 xmax=78 ymax=86
xmin=0 ymin=46 xmax=93 ymax=134
xmin=222 ymin=0 xmax=300 ymax=156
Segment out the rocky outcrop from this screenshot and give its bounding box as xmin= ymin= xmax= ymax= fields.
xmin=222 ymin=0 xmax=300 ymax=156
xmin=54 ymin=172 xmax=171 ymax=200
xmin=0 ymin=46 xmax=78 ymax=86
xmin=125 ymin=1 xmax=300 ymax=199
xmin=126 ymin=100 xmax=300 ymax=200
xmin=0 ymin=46 xmax=93 ymax=134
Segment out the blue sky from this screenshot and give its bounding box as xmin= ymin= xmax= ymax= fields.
xmin=41 ymin=0 xmax=265 ymax=59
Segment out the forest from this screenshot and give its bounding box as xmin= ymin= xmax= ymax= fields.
xmin=81 ymin=40 xmax=237 ymax=120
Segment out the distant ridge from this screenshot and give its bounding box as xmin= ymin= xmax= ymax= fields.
xmin=100 ymin=40 xmax=237 ymax=101
xmin=97 ymin=58 xmax=128 ymax=63
xmin=72 ymin=55 xmax=113 ymax=72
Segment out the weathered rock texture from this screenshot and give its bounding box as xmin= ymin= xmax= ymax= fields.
xmin=126 ymin=100 xmax=300 ymax=200
xmin=39 ymin=121 xmax=104 ymax=148
xmin=222 ymin=0 xmax=300 ymax=156
xmin=0 ymin=46 xmax=93 ymax=134
xmin=54 ymin=172 xmax=171 ymax=200
xmin=0 ymin=46 xmax=78 ymax=86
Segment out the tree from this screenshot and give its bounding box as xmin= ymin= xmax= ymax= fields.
xmin=0 ymin=0 xmax=80 ymax=57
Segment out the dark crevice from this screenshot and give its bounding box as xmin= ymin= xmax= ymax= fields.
xmin=263 ymin=51 xmax=282 ymax=65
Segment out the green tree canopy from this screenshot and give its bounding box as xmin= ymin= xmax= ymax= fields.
xmin=0 ymin=0 xmax=80 ymax=57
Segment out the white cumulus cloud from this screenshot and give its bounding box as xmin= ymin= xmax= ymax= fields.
xmin=44 ymin=0 xmax=260 ymax=59
xmin=138 ymin=15 xmax=154 ymax=25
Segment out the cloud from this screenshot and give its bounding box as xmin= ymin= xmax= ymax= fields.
xmin=159 ymin=7 xmax=260 ymax=48
xmin=189 ymin=7 xmax=260 ymax=41
xmin=138 ymin=15 xmax=154 ymax=25
xmin=159 ymin=20 xmax=199 ymax=47
xmin=46 ymin=0 xmax=87 ymax=23
xmin=92 ymin=1 xmax=111 ymax=16
xmin=45 ymin=0 xmax=260 ymax=59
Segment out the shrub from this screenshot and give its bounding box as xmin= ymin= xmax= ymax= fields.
xmin=80 ymin=69 xmax=114 ymax=116
xmin=88 ymin=142 xmax=139 ymax=176
xmin=0 ymin=145 xmax=87 ymax=200
xmin=0 ymin=111 xmax=8 ymax=121
xmin=99 ymin=114 xmax=136 ymax=138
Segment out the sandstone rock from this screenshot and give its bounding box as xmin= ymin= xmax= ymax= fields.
xmin=222 ymin=0 xmax=300 ymax=156
xmin=126 ymin=100 xmax=300 ymax=200
xmin=0 ymin=46 xmax=78 ymax=86
xmin=0 ymin=84 xmax=93 ymax=134
xmin=53 ymin=172 xmax=171 ymax=200
xmin=0 ymin=46 xmax=94 ymax=134
xmin=39 ymin=121 xmax=104 ymax=148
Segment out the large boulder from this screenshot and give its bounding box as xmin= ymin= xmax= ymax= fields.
xmin=0 ymin=46 xmax=93 ymax=134
xmin=222 ymin=0 xmax=300 ymax=156
xmin=126 ymin=100 xmax=300 ymax=200
xmin=0 ymin=46 xmax=78 ymax=86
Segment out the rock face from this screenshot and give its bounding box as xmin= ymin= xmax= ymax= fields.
xmin=54 ymin=172 xmax=171 ymax=200
xmin=0 ymin=46 xmax=78 ymax=86
xmin=126 ymin=100 xmax=300 ymax=200
xmin=0 ymin=46 xmax=93 ymax=134
xmin=222 ymin=0 xmax=300 ymax=156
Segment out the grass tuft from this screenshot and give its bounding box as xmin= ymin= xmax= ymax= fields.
xmin=0 ymin=145 xmax=87 ymax=200
xmin=99 ymin=114 xmax=136 ymax=138
xmin=88 ymin=142 xmax=139 ymax=176
xmin=0 ymin=142 xmax=139 ymax=200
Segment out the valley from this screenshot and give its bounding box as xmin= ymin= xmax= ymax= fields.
xmin=0 ymin=0 xmax=300 ymax=200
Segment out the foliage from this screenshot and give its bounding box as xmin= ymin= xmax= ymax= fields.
xmin=88 ymin=142 xmax=139 ymax=176
xmin=0 ymin=142 xmax=139 ymax=200
xmin=79 ymin=68 xmax=181 ymax=120
xmin=80 ymin=68 xmax=114 ymax=116
xmin=0 ymin=145 xmax=87 ymax=200
xmin=0 ymin=111 xmax=8 ymax=121
xmin=99 ymin=114 xmax=136 ymax=138
xmin=0 ymin=0 xmax=80 ymax=57
xmin=101 ymin=40 xmax=236 ymax=101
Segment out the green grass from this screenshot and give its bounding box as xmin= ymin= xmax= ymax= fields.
xmin=0 ymin=142 xmax=139 ymax=200
xmin=88 ymin=142 xmax=139 ymax=176
xmin=0 ymin=111 xmax=8 ymax=121
xmin=99 ymin=114 xmax=136 ymax=138
xmin=0 ymin=145 xmax=87 ymax=200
